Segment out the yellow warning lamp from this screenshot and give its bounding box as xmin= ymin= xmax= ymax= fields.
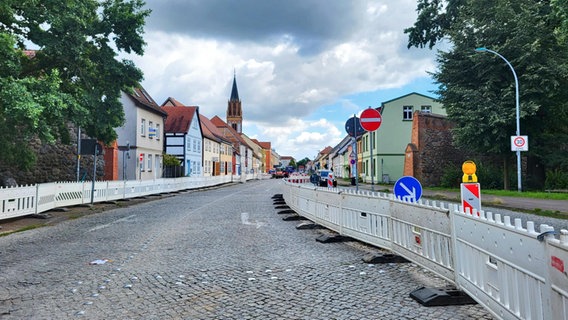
xmin=462 ymin=160 xmax=478 ymax=183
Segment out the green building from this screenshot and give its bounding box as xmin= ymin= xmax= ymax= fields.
xmin=360 ymin=92 xmax=445 ymax=183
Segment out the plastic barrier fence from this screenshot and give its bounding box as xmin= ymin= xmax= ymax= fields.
xmin=0 ymin=174 xmax=245 ymax=221
xmin=283 ymin=181 xmax=568 ymax=320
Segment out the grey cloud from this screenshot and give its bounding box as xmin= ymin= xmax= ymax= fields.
xmin=144 ymin=0 xmax=366 ymax=55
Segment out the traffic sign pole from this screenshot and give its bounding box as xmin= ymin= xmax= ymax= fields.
xmin=360 ymin=108 xmax=383 ymax=191
xmin=370 ymin=131 xmax=374 ymax=191
xmin=353 ymin=114 xmax=358 ymax=191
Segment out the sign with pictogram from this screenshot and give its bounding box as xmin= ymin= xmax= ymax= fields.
xmin=345 ymin=116 xmax=364 ymax=138
xmin=461 ymin=183 xmax=481 ymax=215
xmin=360 ymin=108 xmax=382 ymax=131
xmin=394 ymin=176 xmax=422 ymax=203
xmin=511 ymin=135 xmax=528 ymax=151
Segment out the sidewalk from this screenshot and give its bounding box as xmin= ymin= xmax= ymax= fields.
xmin=336 ymin=180 xmax=568 ymax=216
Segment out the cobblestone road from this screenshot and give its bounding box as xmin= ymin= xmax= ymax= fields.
xmin=0 ymin=180 xmax=493 ymax=319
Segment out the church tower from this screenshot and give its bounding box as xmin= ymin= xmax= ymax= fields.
xmin=226 ymin=72 xmax=242 ymax=133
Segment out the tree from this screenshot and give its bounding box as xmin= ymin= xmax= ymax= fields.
xmin=552 ymin=0 xmax=568 ymax=44
xmin=289 ymin=158 xmax=297 ymax=169
xmin=0 ymin=0 xmax=150 ymax=169
xmin=296 ymin=157 xmax=311 ymax=168
xmin=405 ymin=0 xmax=568 ymax=189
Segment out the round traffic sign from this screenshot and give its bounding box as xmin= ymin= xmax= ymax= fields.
xmin=345 ymin=116 xmax=364 ymax=138
xmin=139 ymin=154 xmax=143 ymax=162
xmin=360 ymin=108 xmax=382 ymax=131
xmin=513 ymin=136 xmax=526 ymax=148
xmin=393 ymin=176 xmax=422 ymax=203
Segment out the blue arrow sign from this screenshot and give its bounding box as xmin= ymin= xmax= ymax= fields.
xmin=394 ymin=176 xmax=422 ymax=203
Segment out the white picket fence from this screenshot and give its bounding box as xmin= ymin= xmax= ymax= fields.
xmin=0 ymin=174 xmax=268 ymax=221
xmin=283 ymin=181 xmax=568 ymax=320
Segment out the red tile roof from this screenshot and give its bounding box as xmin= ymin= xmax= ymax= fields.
xmin=161 ymin=106 xmax=198 ymax=133
xmin=252 ymin=139 xmax=271 ymax=150
xmin=128 ymin=87 xmax=167 ymax=116
xmin=211 ymin=116 xmax=249 ymax=149
xmin=161 ymin=97 xmax=185 ymax=107
xmin=199 ymin=114 xmax=232 ymax=145
xmin=320 ymin=146 xmax=333 ymax=155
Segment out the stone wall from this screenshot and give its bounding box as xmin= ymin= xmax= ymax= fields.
xmin=0 ymin=125 xmax=105 ymax=186
xmin=404 ymin=112 xmax=470 ymax=187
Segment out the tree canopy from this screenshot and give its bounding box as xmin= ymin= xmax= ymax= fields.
xmin=405 ymin=0 xmax=568 ymax=189
xmin=0 ymin=0 xmax=150 ymax=168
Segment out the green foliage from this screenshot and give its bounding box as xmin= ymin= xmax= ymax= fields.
xmin=163 ymin=154 xmax=181 ymax=166
xmin=476 ymin=163 xmax=505 ymax=190
xmin=296 ymin=157 xmax=311 ymax=167
xmin=552 ymin=0 xmax=568 ymax=44
xmin=440 ymin=166 xmax=462 ymax=188
xmin=545 ymin=169 xmax=568 ymax=190
xmin=0 ymin=0 xmax=150 ymax=168
xmin=406 ymin=0 xmax=568 ymax=187
xmin=440 ymin=162 xmax=508 ymax=190
xmin=288 ymin=159 xmax=296 ymax=168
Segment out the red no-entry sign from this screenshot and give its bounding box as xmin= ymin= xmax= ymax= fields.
xmin=360 ymin=108 xmax=382 ymax=131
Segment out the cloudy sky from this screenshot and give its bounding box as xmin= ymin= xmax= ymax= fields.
xmin=127 ymin=0 xmax=439 ymax=160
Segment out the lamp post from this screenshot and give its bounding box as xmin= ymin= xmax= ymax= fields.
xmin=475 ymin=47 xmax=522 ymax=192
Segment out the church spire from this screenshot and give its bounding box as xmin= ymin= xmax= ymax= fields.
xmin=227 ymin=71 xmax=242 ymax=133
xmin=230 ymin=69 xmax=239 ymax=101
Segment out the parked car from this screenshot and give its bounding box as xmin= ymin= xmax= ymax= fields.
xmin=316 ymin=169 xmax=337 ymax=187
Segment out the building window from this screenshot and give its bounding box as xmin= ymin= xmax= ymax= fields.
xmin=148 ymin=121 xmax=154 ymax=139
xmin=193 ymin=140 xmax=197 ymax=152
xmin=197 ymin=141 xmax=201 ymax=154
xmin=186 ymin=138 xmax=191 ymax=152
xmin=148 ymin=154 xmax=153 ymax=172
xmin=421 ymin=105 xmax=432 ymax=113
xmin=141 ymin=119 xmax=146 ymax=136
xmin=403 ymin=106 xmax=413 ymax=120
xmin=155 ymin=124 xmax=160 ymax=140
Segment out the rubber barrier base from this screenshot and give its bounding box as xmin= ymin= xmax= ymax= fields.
xmin=410 ymin=287 xmax=477 ymax=306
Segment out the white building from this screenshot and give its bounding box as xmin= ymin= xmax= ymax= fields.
xmin=116 ymin=87 xmax=167 ymax=180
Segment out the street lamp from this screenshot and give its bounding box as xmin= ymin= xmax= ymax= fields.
xmin=475 ymin=47 xmax=522 ymax=192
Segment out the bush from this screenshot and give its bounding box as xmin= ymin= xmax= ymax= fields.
xmin=163 ymin=154 xmax=181 ymax=166
xmin=476 ymin=163 xmax=504 ymax=190
xmin=440 ymin=162 xmax=507 ymax=189
xmin=545 ymin=169 xmax=568 ymax=190
xmin=440 ymin=166 xmax=462 ymax=188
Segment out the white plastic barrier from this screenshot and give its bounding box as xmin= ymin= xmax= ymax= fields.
xmin=0 ymin=174 xmax=245 ymax=221
xmin=282 ymin=181 xmax=568 ymax=320
xmin=0 ymin=185 xmax=36 ymax=220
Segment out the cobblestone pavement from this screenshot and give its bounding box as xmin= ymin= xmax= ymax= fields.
xmin=0 ymin=180 xmax=493 ymax=319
